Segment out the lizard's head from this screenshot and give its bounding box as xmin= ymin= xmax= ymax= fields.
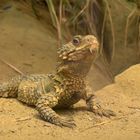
xmin=57 ymin=35 xmax=99 ymax=77
xmin=58 ymin=35 xmax=99 ymax=61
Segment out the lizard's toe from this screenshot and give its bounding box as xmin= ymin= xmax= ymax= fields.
xmin=55 ymin=117 xmax=76 ymax=128
xmin=92 ymin=105 xmax=116 ymax=118
xmin=102 ymin=109 xmax=116 ymax=117
xmin=94 ymin=109 xmax=116 ymax=117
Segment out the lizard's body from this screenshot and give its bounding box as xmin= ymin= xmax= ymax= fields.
xmin=0 ymin=35 xmax=115 ymax=127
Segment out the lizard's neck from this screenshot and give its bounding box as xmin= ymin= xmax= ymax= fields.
xmin=56 ymin=56 xmax=94 ymax=79
xmin=57 ymin=70 xmax=83 ymax=79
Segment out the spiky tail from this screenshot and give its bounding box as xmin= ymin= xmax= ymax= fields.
xmin=0 ymin=76 xmax=23 ymax=98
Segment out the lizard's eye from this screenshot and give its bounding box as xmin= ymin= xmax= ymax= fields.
xmin=72 ymin=37 xmax=80 ymax=46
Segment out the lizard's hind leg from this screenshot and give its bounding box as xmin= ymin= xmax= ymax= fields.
xmin=0 ymin=76 xmax=22 ymax=98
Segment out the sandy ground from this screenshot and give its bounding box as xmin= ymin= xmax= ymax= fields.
xmin=0 ymin=2 xmax=140 ymax=140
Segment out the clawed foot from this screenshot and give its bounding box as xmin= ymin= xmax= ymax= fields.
xmin=91 ymin=104 xmax=116 ymax=118
xmin=93 ymin=108 xmax=116 ymax=118
xmin=86 ymin=94 xmax=116 ymax=118
xmin=54 ymin=117 xmax=76 ymax=128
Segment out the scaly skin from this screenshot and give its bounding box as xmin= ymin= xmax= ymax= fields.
xmin=0 ymin=35 xmax=115 ymax=127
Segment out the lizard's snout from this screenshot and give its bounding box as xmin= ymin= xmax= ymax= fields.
xmin=83 ymin=35 xmax=99 ymax=54
xmin=89 ymin=41 xmax=99 ymax=54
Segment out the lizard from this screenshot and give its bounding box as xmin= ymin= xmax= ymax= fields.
xmin=0 ymin=35 xmax=115 ymax=127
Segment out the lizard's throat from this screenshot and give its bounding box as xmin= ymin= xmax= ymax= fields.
xmin=56 ymin=57 xmax=94 ymax=78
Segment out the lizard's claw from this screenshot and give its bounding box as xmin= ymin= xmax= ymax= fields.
xmin=54 ymin=117 xmax=76 ymax=128
xmin=93 ymin=108 xmax=116 ymax=118
xmin=92 ymin=104 xmax=116 ymax=118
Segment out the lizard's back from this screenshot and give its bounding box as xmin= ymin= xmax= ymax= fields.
xmin=18 ymin=74 xmax=54 ymax=105
xmin=0 ymin=74 xmax=53 ymax=105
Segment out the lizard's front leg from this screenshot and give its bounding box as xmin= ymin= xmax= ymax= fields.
xmin=85 ymin=94 xmax=116 ymax=117
xmin=36 ymin=93 xmax=76 ymax=128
